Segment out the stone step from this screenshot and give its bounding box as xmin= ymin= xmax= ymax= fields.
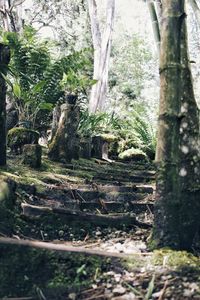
xmin=27 ymin=195 xmax=154 ymax=214
xmin=77 ymin=184 xmax=154 ymax=194
xmin=37 ymin=187 xmax=153 ymax=204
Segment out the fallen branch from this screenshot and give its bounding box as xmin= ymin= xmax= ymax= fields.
xmin=0 ymin=237 xmax=128 ymax=258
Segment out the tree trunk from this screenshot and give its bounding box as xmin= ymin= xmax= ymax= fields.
xmin=151 ymin=0 xmax=200 ymax=250
xmin=0 ymin=44 xmax=10 ymax=166
xmin=147 ymin=0 xmax=161 ymax=51
xmin=88 ymin=0 xmax=115 ymax=113
xmin=0 ymin=0 xmax=17 ymax=32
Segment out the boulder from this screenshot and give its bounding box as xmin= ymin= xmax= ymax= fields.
xmin=7 ymin=127 xmax=39 ymax=154
xmin=22 ymin=144 xmax=42 ymax=168
xmin=0 ymin=177 xmax=16 ymax=234
xmin=0 ymin=178 xmax=16 ymax=209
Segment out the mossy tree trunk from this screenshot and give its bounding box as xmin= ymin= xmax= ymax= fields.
xmin=152 ymin=0 xmax=200 ymax=250
xmin=0 ymin=44 xmax=10 ymax=166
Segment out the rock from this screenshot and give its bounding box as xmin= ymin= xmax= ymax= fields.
xmin=79 ymin=136 xmax=92 ymax=159
xmin=0 ymin=178 xmax=16 ymax=209
xmin=7 ymin=127 xmax=39 ymax=154
xmin=22 ymin=144 xmax=42 ymax=168
xmin=95 ymin=230 xmax=102 ymax=236
xmin=0 ymin=178 xmax=16 ymax=234
xmin=113 ymin=285 xmax=126 ymax=295
xmin=68 ymin=293 xmax=76 ymax=300
xmin=112 ymin=293 xmax=136 ymax=300
xmin=118 ymin=148 xmax=147 ymax=162
xmin=58 ymin=230 xmax=64 ymax=237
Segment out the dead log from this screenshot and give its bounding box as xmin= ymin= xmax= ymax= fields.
xmin=21 ymin=203 xmax=151 ymax=228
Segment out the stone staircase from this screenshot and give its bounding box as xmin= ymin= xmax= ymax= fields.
xmin=20 ymin=159 xmax=155 ymax=228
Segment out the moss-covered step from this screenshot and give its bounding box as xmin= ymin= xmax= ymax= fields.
xmin=21 ymin=203 xmax=151 ymax=228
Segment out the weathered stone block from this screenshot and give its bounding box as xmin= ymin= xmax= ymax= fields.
xmin=22 ymin=144 xmax=42 ymax=168
xmin=80 ymin=137 xmax=92 ymax=159
xmin=48 ymin=102 xmax=80 ymax=163
xmin=92 ymin=135 xmax=116 ymax=160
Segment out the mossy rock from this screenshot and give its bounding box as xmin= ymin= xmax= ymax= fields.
xmin=118 ymin=148 xmax=147 ymax=161
xmin=0 ymin=178 xmax=16 ymax=209
xmin=7 ymin=127 xmax=39 ymax=154
xmin=0 ymin=178 xmax=16 ymax=234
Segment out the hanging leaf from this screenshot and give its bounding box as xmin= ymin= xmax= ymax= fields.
xmin=39 ymin=102 xmax=53 ymax=110
xmin=32 ymin=80 xmax=46 ymax=94
xmin=13 ymin=82 xmax=21 ymax=99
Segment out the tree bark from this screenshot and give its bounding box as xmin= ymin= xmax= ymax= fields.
xmin=152 ymin=0 xmax=200 ymax=250
xmin=88 ymin=0 xmax=115 ymax=113
xmin=0 ymin=44 xmax=10 ymax=166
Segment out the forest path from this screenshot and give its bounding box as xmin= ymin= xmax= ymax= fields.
xmin=1 ymin=156 xmax=200 ymax=300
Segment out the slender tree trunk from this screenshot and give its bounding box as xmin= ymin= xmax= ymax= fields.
xmin=0 ymin=44 xmax=10 ymax=166
xmin=0 ymin=0 xmax=21 ymax=32
xmin=147 ymin=0 xmax=161 ymax=51
xmin=0 ymin=0 xmax=9 ymax=31
xmin=189 ymin=0 xmax=200 ymax=28
xmin=151 ymin=0 xmax=200 ymax=250
xmin=88 ymin=0 xmax=115 ymax=113
xmin=155 ymin=0 xmax=162 ymax=21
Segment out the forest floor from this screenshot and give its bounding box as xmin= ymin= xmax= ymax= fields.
xmin=0 ymin=153 xmax=200 ymax=300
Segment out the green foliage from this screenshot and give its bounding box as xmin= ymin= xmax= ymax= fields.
xmin=61 ymin=69 xmax=96 ymax=94
xmin=110 ymin=33 xmax=155 ymax=106
xmin=78 ymin=110 xmax=112 ymax=136
xmin=78 ymin=106 xmax=156 ymax=159
xmin=1 ymin=27 xmax=92 ymax=128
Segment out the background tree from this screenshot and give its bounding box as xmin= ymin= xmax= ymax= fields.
xmin=147 ymin=0 xmax=160 ymax=51
xmin=151 ymin=0 xmax=200 ymax=250
xmin=87 ymin=0 xmax=115 ymax=113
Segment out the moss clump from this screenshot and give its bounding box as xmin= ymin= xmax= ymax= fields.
xmin=119 ymin=148 xmax=147 ymax=161
xmin=151 ymin=249 xmax=200 ymax=268
xmin=99 ymin=134 xmax=118 ymax=143
xmin=7 ymin=127 xmax=39 ymax=154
